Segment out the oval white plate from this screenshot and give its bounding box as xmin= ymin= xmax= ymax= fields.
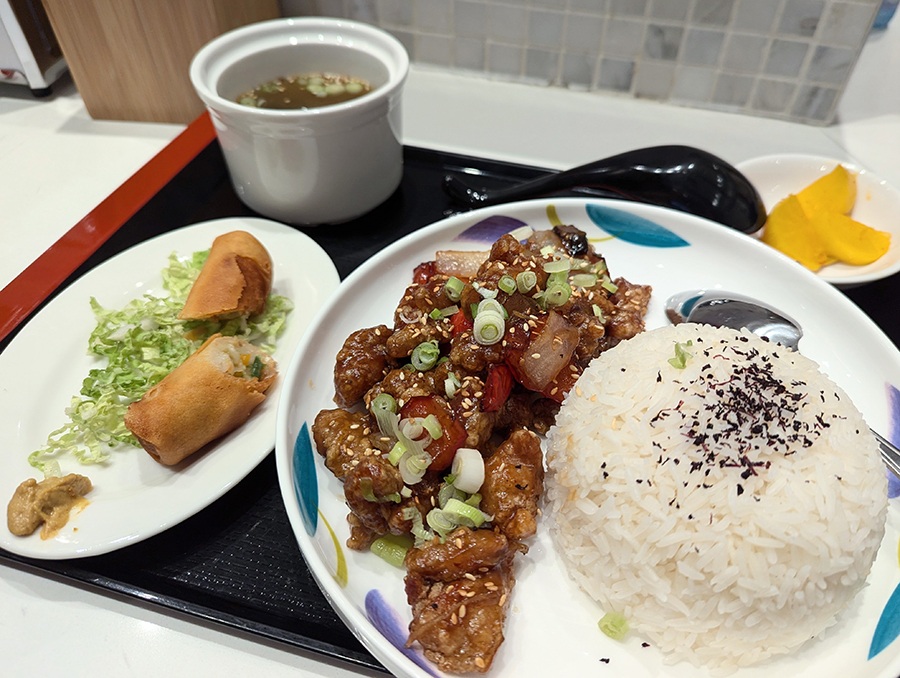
xmin=276 ymin=198 xmax=900 ymax=678
xmin=0 ymin=217 xmax=339 ymax=559
xmin=737 ymin=154 xmax=900 ymax=287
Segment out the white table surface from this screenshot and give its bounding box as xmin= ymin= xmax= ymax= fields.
xmin=1 ymin=24 xmax=898 ymax=678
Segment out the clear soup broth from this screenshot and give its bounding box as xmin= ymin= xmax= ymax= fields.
xmin=236 ymin=72 xmax=372 ymax=110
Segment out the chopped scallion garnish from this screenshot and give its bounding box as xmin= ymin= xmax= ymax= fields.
xmin=388 ymin=440 xmax=407 ymax=465
xmin=498 ymin=274 xmax=517 ymax=294
xmin=667 ymin=340 xmax=694 ymax=369
xmin=370 ymin=533 xmax=414 ymax=568
xmin=402 ymin=506 xmax=433 ymax=547
xmin=444 ymin=371 xmax=461 ymax=399
xmin=443 ymin=276 xmax=464 ymax=302
xmin=476 ymin=298 xmax=505 ymax=318
xmin=516 ymin=270 xmax=537 ymax=293
xmin=543 ymin=258 xmax=571 ymax=274
xmin=507 ymin=225 xmax=534 ymax=241
xmin=544 ymin=282 xmax=572 ymax=306
xmin=371 ymin=393 xmax=399 ymax=437
xmin=429 ymin=305 xmax=459 ymax=320
xmin=410 ymin=340 xmax=440 ymax=371
xmin=473 ymin=310 xmax=504 ymax=345
xmin=570 ymin=273 xmax=598 ymax=288
xmin=421 ymin=413 xmax=443 ymax=440
xmin=598 ymin=611 xmax=629 ymax=640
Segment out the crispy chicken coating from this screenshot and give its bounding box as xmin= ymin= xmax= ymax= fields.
xmin=405 ymin=527 xmax=515 ymax=673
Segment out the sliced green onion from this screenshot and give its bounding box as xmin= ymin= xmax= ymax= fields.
xmin=359 ymin=477 xmax=401 ymax=504
xmin=421 ymin=413 xmax=443 ymax=440
xmin=443 ymin=276 xmax=464 ymax=302
xmin=544 ymin=282 xmax=572 ymax=306
xmin=508 ymin=225 xmax=534 ymax=241
xmin=543 ymin=258 xmax=571 ymax=274
xmin=371 ymin=392 xmax=397 ymax=414
xmin=592 ymin=303 xmax=605 ymax=321
xmin=399 ymin=448 xmax=432 ymax=484
xmin=498 ymin=274 xmax=517 ymax=294
xmin=442 ymin=497 xmax=491 ymax=528
xmin=359 ymin=477 xmax=378 ymax=502
xmin=371 ymin=393 xmax=398 ymax=437
xmin=668 ymin=340 xmax=693 ymax=369
xmin=370 ymin=533 xmax=413 ymax=568
xmin=571 ymin=273 xmax=598 ymax=288
xmin=598 ymin=611 xmax=629 ymax=640
xmin=473 ymin=311 xmax=504 ymax=345
xmin=540 ymin=245 xmax=556 ymax=257
xmin=401 ymin=506 xmax=434 ymax=547
xmin=465 ymin=492 xmax=482 ymax=508
xmin=546 ymin=270 xmax=568 ymax=288
xmin=429 ymin=305 xmax=459 ymax=320
xmin=473 ymin=282 xmax=498 ymax=299
xmin=516 ymin=270 xmax=537 ymax=293
xmin=450 ymin=447 xmax=485 ymax=494
xmin=400 ymin=417 xmax=424 ymax=441
xmin=593 ymin=260 xmax=609 ymax=275
xmin=444 ymin=372 xmax=461 ymax=399
xmin=410 ymin=340 xmax=440 ymax=371
xmin=437 ymin=481 xmax=466 ymax=509
xmin=600 ymin=277 xmax=619 ymax=294
xmin=426 ymin=507 xmax=458 ymax=539
xmin=476 ymin=298 xmax=506 ymax=318
xmin=388 ymin=440 xmax=407 ymax=465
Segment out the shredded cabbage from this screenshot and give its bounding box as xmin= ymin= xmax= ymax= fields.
xmin=28 ymin=249 xmax=293 ymax=473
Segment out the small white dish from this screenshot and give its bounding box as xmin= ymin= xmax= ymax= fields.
xmin=190 ymin=17 xmax=409 ymax=226
xmin=0 ymin=217 xmax=339 ymax=559
xmin=737 ymin=154 xmax=900 ymax=287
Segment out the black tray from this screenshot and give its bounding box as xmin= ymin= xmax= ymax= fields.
xmin=2 ymin=142 xmax=898 ymax=674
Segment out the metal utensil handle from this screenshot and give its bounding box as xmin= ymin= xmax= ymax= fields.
xmin=872 ymin=428 xmax=900 ymax=479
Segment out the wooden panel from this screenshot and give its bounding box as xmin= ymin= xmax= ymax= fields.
xmin=40 ymin=0 xmax=280 ymax=123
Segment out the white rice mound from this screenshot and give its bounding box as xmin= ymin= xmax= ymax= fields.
xmin=545 ymin=323 xmax=888 ymax=672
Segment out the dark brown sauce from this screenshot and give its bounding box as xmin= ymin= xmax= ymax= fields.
xmin=236 ymin=72 xmax=372 ymax=110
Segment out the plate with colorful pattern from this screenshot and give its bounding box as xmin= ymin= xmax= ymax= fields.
xmin=274 ymin=198 xmax=900 ymax=678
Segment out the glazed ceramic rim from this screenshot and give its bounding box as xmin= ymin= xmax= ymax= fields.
xmin=189 ymin=17 xmax=409 ymax=121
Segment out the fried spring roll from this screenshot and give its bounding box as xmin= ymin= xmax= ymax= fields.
xmin=124 ymin=334 xmax=277 ymax=465
xmin=179 ymin=230 xmax=273 ymax=320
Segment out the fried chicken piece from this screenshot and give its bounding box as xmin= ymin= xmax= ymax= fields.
xmin=333 ymin=325 xmax=396 ymax=408
xmin=607 ymin=277 xmax=652 ymax=340
xmin=405 ymin=527 xmax=515 ymax=673
xmin=388 ymin=279 xmax=454 ymax=359
xmin=480 ymin=429 xmax=544 ymax=541
xmin=342 ymin=458 xmax=404 ymax=541
xmin=312 ymin=408 xmax=391 ymax=481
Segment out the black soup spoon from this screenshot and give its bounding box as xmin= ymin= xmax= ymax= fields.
xmin=443 ymin=145 xmax=766 ymax=235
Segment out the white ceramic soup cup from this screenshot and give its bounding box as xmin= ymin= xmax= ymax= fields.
xmin=190 ymin=17 xmax=408 ymax=225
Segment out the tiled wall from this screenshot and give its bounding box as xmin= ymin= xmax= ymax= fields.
xmin=280 ymin=0 xmax=880 ymax=125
